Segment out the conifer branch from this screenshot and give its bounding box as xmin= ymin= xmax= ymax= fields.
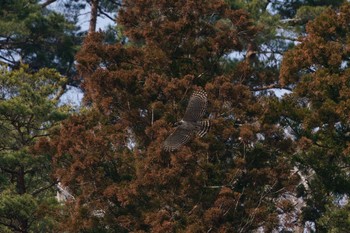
xmin=0 ymin=221 xmax=21 ymax=232
xmin=97 ymin=6 xmax=116 ymax=22
xmin=32 ymin=181 xmax=58 ymax=196
xmin=204 ymin=185 xmax=227 ymax=189
xmin=41 ymin=0 xmax=57 ymax=8
xmin=252 ymin=84 xmax=293 ymax=92
xmin=275 ymin=35 xmax=300 ymax=42
xmin=0 ymin=166 xmax=16 ymax=174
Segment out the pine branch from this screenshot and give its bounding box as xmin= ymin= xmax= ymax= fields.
xmin=97 ymin=6 xmax=116 ymax=22
xmin=0 ymin=167 xmax=17 ymax=174
xmin=0 ymin=220 xmax=22 ymax=232
xmin=41 ymin=0 xmax=57 ymax=8
xmin=204 ymin=185 xmax=225 ymax=189
xmin=275 ymin=35 xmax=300 ymax=42
xmin=252 ymin=84 xmax=293 ymax=92
xmin=280 ymin=18 xmax=301 ymax=23
xmin=53 ymin=84 xmax=67 ymax=101
xmin=32 ymin=181 xmax=58 ymax=196
xmin=0 ymin=54 xmax=15 ymax=65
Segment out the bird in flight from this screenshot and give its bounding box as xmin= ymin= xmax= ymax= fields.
xmin=163 ymin=89 xmax=210 ymax=151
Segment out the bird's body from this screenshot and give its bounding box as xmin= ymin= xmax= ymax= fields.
xmin=163 ymin=89 xmax=209 ymax=151
xmin=178 ymin=120 xmax=196 ymax=130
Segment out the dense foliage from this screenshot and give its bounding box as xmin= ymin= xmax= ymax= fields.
xmin=278 ymin=4 xmax=350 ymax=231
xmin=0 ymin=0 xmax=349 ymax=232
xmin=0 ymin=66 xmax=68 ymax=232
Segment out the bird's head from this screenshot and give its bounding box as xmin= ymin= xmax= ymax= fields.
xmin=174 ymin=120 xmax=184 ymax=126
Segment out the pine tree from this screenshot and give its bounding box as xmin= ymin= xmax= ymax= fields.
xmin=225 ymin=0 xmax=347 ymax=97
xmin=0 ymin=0 xmax=78 ymax=83
xmin=47 ymin=0 xmax=301 ymax=232
xmin=0 ymin=65 xmax=69 ymax=232
xmin=274 ymin=2 xmax=350 ymax=232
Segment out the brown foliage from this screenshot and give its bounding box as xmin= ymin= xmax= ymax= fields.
xmin=280 ymin=4 xmax=350 ymax=87
xmin=278 ymin=3 xmax=350 ymax=230
xmin=46 ymin=0 xmax=300 ymax=232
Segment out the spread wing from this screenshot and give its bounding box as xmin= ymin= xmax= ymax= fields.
xmin=163 ymin=126 xmax=193 ymax=151
xmin=182 ymin=89 xmax=207 ymax=122
xmin=163 ymin=89 xmax=208 ymax=151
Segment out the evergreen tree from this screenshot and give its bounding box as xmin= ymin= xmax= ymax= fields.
xmin=0 ymin=65 xmax=69 ymax=232
xmin=273 ymin=2 xmax=350 ymax=232
xmin=225 ymin=0 xmax=347 ymax=98
xmin=46 ymin=0 xmax=301 ymax=232
xmin=0 ymin=0 xmax=79 ymax=84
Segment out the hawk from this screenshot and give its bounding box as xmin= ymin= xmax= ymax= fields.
xmin=163 ymin=89 xmax=210 ymax=151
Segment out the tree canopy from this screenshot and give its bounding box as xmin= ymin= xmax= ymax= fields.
xmin=0 ymin=65 xmax=68 ymax=232
xmin=0 ymin=0 xmax=349 ymax=232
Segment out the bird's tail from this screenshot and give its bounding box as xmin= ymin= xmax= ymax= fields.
xmin=197 ymin=120 xmax=210 ymax=137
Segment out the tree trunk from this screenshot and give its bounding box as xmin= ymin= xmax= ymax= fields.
xmin=17 ymin=166 xmax=26 ymax=195
xmin=17 ymin=166 xmax=29 ymax=233
xmin=89 ymin=0 xmax=99 ymax=34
